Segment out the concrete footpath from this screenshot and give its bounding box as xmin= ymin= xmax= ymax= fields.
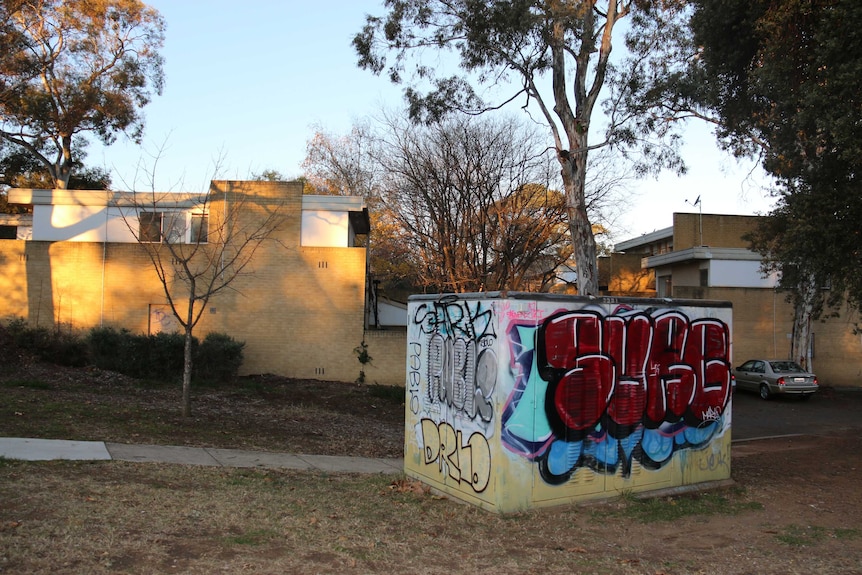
xmin=0 ymin=437 xmax=403 ymax=475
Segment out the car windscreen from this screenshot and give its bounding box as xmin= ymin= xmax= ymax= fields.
xmin=770 ymin=361 xmax=804 ymax=373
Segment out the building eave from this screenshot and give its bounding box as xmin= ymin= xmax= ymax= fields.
xmin=8 ymin=188 xmax=207 ymax=208
xmin=614 ymin=226 xmax=674 ymax=252
xmin=643 ymin=247 xmax=763 ymax=269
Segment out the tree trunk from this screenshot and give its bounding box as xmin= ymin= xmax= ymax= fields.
xmin=559 ymin=149 xmax=599 ymax=296
xmin=182 ymin=326 xmax=194 ymax=418
xmin=791 ymin=273 xmax=817 ymax=371
xmin=54 ymin=135 xmax=74 ymax=189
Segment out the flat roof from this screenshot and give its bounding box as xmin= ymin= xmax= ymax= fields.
xmin=7 ymin=188 xmax=205 ymax=208
xmin=614 ymin=226 xmax=673 ymax=252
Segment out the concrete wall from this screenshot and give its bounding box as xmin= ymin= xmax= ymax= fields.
xmin=405 ymin=293 xmax=733 ymax=512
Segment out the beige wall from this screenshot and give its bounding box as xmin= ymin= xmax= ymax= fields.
xmin=363 ymin=329 xmax=408 ymax=387
xmin=675 ymin=285 xmax=862 ymax=387
xmin=0 ymin=181 xmax=377 ymax=384
xmin=674 ymin=212 xmax=759 ymax=249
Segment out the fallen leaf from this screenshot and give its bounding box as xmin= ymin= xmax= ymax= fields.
xmin=388 ymin=478 xmax=430 ymax=495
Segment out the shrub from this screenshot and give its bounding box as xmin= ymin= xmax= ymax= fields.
xmin=194 ymin=332 xmax=244 ymax=384
xmin=87 ymin=327 xmax=188 ymax=380
xmin=87 ymin=326 xmax=134 ymax=374
xmin=4 ymin=319 xmax=87 ymax=367
xmin=10 ymin=322 xmax=244 ymax=384
xmin=47 ymin=330 xmax=89 ymax=367
xmin=0 ymin=321 xmax=24 ymax=366
xmin=148 ymin=332 xmax=187 ymax=380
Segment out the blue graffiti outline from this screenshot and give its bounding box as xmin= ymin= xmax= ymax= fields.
xmin=501 ymin=306 xmax=731 ymax=483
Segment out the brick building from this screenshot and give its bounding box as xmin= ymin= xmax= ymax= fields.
xmin=613 ymin=213 xmax=862 ymax=387
xmin=0 ymin=180 xmax=405 ymax=385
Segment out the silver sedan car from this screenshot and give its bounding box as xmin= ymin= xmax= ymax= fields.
xmin=733 ymin=359 xmax=819 ymax=400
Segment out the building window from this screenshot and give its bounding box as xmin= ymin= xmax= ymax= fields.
xmin=700 ymin=268 xmax=709 ymax=287
xmin=139 ymin=212 xmax=162 ymax=242
xmin=191 ymin=213 xmax=208 ymax=243
xmin=139 ymin=211 xmax=189 ymax=243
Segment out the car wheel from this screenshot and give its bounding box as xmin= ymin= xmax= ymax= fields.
xmin=759 ymin=384 xmax=771 ymax=400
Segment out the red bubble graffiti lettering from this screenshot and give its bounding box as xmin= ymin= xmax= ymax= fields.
xmin=499 ymin=307 xmax=732 ymax=483
xmin=537 ymin=309 xmax=732 ymax=440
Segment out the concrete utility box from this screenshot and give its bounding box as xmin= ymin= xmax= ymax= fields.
xmin=404 ymin=293 xmax=733 ymax=513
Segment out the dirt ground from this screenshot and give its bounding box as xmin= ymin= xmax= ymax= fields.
xmin=2 ymin=362 xmax=862 ymax=573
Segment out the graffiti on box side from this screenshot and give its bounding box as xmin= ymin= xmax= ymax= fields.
xmin=420 ymin=419 xmax=491 ymax=493
xmin=409 ymin=300 xmax=732 ymax=490
xmin=410 ymin=299 xmax=497 ymax=493
xmin=501 ymin=306 xmax=732 ymax=484
xmin=412 ymin=298 xmax=497 ymax=422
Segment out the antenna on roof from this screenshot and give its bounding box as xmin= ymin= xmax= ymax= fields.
xmin=685 ymin=196 xmax=704 ymax=246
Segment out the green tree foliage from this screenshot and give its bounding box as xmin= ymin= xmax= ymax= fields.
xmin=625 ymin=0 xmax=862 ymax=359
xmin=250 ymin=169 xmax=288 ymax=182
xmin=0 ymin=139 xmax=111 ymax=213
xmin=0 ymin=0 xmax=165 ymax=189
xmin=0 ymin=141 xmax=110 ymax=189
xmin=693 ymin=0 xmax=862 ymax=326
xmin=353 ymin=1 xmax=682 ymax=295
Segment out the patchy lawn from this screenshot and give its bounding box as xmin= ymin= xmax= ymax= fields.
xmin=2 ymin=362 xmax=862 ymax=574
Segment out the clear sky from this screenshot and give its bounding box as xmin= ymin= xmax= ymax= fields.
xmin=92 ymin=1 xmax=776 ymax=242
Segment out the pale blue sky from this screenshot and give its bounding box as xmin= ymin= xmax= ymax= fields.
xmin=93 ymin=1 xmax=775 ymax=240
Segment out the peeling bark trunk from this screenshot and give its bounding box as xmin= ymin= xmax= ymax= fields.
xmin=791 ymin=273 xmax=817 ymax=371
xmin=559 ymin=148 xmax=598 ymax=296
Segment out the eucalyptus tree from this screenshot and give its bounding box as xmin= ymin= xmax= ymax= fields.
xmin=0 ymin=0 xmax=165 ymax=189
xmin=621 ymin=0 xmax=862 ymax=365
xmin=354 ymin=1 xmax=684 ymax=295
xmin=0 ymin=140 xmax=110 ymax=194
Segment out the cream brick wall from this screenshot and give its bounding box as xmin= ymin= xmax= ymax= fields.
xmin=363 ymin=329 xmax=408 ymax=387
xmin=0 ymin=180 xmax=382 ymax=385
xmin=674 ymin=285 xmax=862 ymax=387
xmin=674 ymin=213 xmax=759 ymax=249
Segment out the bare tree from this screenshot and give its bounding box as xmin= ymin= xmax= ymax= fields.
xmin=303 ymin=121 xmax=419 ymax=299
xmin=374 ymin=113 xmax=570 ymax=293
xmin=303 ymin=122 xmax=381 ymax=199
xmin=120 ymin=160 xmax=286 ymax=417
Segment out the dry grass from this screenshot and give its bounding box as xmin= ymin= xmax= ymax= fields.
xmin=2 ymin=362 xmax=862 ymax=574
xmin=2 ymin=449 xmax=862 ymax=575
xmin=0 ymin=363 xmax=403 ymax=458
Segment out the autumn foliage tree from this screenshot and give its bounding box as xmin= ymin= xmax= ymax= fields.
xmin=0 ymin=0 xmax=165 ymax=189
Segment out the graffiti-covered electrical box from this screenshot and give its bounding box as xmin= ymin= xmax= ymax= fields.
xmin=404 ymin=293 xmax=733 ymax=513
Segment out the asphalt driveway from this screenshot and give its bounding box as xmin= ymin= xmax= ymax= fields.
xmin=731 ymin=385 xmax=862 ymax=440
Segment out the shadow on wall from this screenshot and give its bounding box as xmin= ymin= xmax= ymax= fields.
xmin=25 ymin=242 xmax=53 ymax=329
